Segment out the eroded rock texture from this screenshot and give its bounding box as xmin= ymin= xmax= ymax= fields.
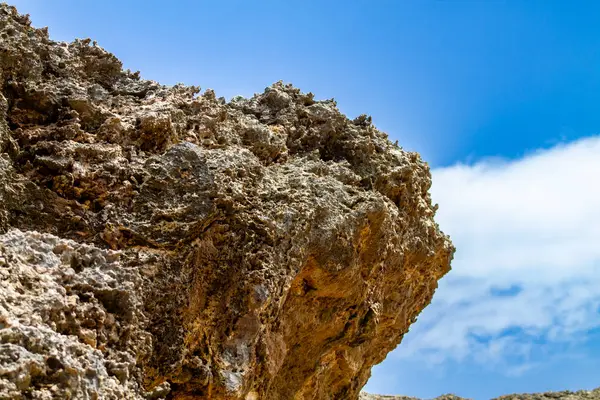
xmin=0 ymin=4 xmax=454 ymax=399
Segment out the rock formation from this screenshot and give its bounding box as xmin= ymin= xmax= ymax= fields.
xmin=0 ymin=4 xmax=455 ymax=399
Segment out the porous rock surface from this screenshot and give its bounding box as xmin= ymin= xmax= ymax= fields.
xmin=0 ymin=4 xmax=454 ymax=399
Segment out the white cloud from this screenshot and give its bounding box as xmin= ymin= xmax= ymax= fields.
xmin=394 ymin=136 xmax=600 ymax=373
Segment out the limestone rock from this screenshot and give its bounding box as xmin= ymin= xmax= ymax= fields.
xmin=0 ymin=4 xmax=453 ymax=399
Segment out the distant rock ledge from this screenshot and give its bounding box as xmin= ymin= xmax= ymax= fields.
xmin=360 ymin=388 xmax=600 ymax=400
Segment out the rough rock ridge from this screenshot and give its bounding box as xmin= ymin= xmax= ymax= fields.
xmin=0 ymin=4 xmax=454 ymax=399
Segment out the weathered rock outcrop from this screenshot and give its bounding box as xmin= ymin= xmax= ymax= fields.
xmin=0 ymin=4 xmax=454 ymax=399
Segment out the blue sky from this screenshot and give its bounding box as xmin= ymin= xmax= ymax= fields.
xmin=9 ymin=1 xmax=600 ymax=399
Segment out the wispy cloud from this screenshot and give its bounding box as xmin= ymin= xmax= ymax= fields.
xmin=394 ymin=136 xmax=600 ymax=374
